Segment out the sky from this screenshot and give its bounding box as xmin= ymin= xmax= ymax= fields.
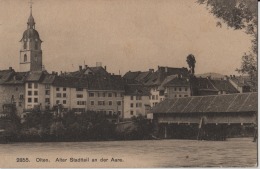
xmin=0 ymin=0 xmax=252 ymax=75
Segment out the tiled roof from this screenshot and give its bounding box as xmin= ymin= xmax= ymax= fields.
xmin=151 ymin=92 xmax=257 ymax=114
xmin=123 ymin=71 xmax=141 ymax=80
xmin=125 ymin=84 xmax=151 ymax=96
xmin=41 ymin=74 xmax=56 ymax=84
xmin=0 ymin=69 xmax=14 ymax=84
xmin=210 ymin=79 xmax=239 ymax=93
xmin=3 ymin=72 xmax=28 ymax=85
xmin=87 ymin=75 xmax=125 ymax=91
xmin=68 ymin=66 xmax=109 ymax=77
xmin=52 ymin=76 xmax=88 ymax=88
xmin=25 ymin=71 xmax=45 ymax=82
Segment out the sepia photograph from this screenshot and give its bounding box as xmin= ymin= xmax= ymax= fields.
xmin=0 ymin=0 xmax=257 ymax=168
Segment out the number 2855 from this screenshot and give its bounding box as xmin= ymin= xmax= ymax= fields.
xmin=16 ymin=158 xmax=30 ymax=162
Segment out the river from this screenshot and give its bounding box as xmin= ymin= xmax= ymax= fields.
xmin=0 ymin=138 xmax=257 ymax=168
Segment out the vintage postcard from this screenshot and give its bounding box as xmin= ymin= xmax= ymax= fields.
xmin=0 ymin=0 xmax=257 ymax=168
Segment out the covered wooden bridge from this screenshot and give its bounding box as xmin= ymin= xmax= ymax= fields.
xmin=151 ymin=93 xmax=257 ymax=140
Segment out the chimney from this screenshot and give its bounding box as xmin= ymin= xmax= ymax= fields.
xmin=230 ymin=75 xmax=232 ymax=78
xmin=9 ymin=67 xmax=12 ymax=71
xmin=165 ymin=67 xmax=168 ymax=73
xmin=60 ymin=71 xmax=63 ymax=75
xmin=233 ymin=75 xmax=235 ymax=78
xmin=85 ymin=65 xmax=88 ymax=69
xmin=224 ymin=75 xmax=228 ymax=80
xmin=52 ymin=71 xmax=55 ymax=75
xmin=104 ymin=66 xmax=107 ymax=70
xmin=79 ymin=66 xmax=82 ymax=71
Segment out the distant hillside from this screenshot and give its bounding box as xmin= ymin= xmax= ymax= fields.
xmin=196 ymin=72 xmax=225 ymax=79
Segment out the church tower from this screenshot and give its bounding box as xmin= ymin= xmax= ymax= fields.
xmin=19 ymin=2 xmax=43 ymax=72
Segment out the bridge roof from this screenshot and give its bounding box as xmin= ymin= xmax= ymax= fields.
xmin=151 ymin=92 xmax=257 ymax=114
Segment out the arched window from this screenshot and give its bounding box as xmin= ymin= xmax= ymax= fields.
xmin=24 ymin=54 xmax=27 ymax=62
xmin=23 ymin=42 xmax=27 ymax=49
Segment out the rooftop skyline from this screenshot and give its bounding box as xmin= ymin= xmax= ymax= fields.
xmin=0 ymin=0 xmax=252 ymax=75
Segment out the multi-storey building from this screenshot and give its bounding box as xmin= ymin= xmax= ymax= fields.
xmin=123 ymin=84 xmax=150 ymax=119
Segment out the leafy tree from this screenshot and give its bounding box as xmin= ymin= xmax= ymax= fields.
xmin=197 ymin=0 xmax=257 ymax=89
xmin=186 ymin=54 xmax=196 ymax=75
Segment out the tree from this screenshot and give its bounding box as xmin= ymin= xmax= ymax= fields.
xmin=197 ymin=0 xmax=257 ymax=89
xmin=186 ymin=54 xmax=196 ymax=75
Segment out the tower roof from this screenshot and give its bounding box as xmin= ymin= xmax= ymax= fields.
xmin=20 ymin=1 xmax=42 ymax=42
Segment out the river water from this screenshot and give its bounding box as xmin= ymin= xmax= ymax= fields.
xmin=0 ymin=138 xmax=257 ymax=168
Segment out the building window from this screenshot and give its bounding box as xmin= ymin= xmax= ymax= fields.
xmin=90 ymin=101 xmax=94 ymax=106
xmin=45 ymin=85 xmax=50 ymax=89
xmin=175 ymin=94 xmax=177 ymax=98
xmin=63 ymin=93 xmax=66 ymax=98
xmin=152 ymin=95 xmax=155 ymax=100
xmin=130 ymin=96 xmax=134 ymax=100
xmin=63 ymin=100 xmax=66 ymax=105
xmin=56 ymin=87 xmax=60 ymax=91
xmin=19 ymin=94 xmax=24 ymax=99
xmin=24 ymin=54 xmax=27 ymax=62
xmin=63 ymin=88 xmax=66 ymax=91
xmin=117 ymin=101 xmax=121 ymax=106
xmin=108 ymin=111 xmax=113 ymax=116
xmin=45 ymin=98 xmax=50 ymax=103
xmin=76 ymin=94 xmax=83 ymax=98
xmin=156 ymin=95 xmax=158 ymax=100
xmin=45 ymin=90 xmax=50 ymax=95
xmin=174 ymin=87 xmax=177 ymax=91
xmin=34 ymin=91 xmax=38 ymax=96
xmin=28 ymin=91 xmax=32 ymax=96
xmin=136 ymin=103 xmax=139 ymax=107
xmin=108 ymin=101 xmax=113 ymax=106
xmin=77 ymin=101 xmax=86 ymax=105
xmin=130 ymin=103 xmax=134 ymax=108
xmin=28 ymin=83 xmax=32 ymax=89
xmin=98 ymin=101 xmax=105 ymax=106
xmin=184 ymin=95 xmax=188 ymax=97
xmin=34 ymin=83 xmax=38 ymax=89
xmin=185 ymin=87 xmax=188 ymax=91
xmin=179 ymin=88 xmax=182 ymax=91
xmin=137 ymin=103 xmax=142 ymax=107
xmin=76 ymin=88 xmax=83 ymax=91
xmin=28 ymin=98 xmax=32 ymax=103
xmin=56 ymin=100 xmax=60 ymax=104
xmin=114 ymin=92 xmax=117 ymax=97
xmin=130 ymin=111 xmax=134 ymax=115
xmin=19 ymin=102 xmax=22 ymax=107
xmin=34 ymin=98 xmax=38 ymax=103
xmin=179 ymin=95 xmax=182 ymax=97
xmin=24 ymin=42 xmax=27 ymax=49
xmin=89 ymin=92 xmax=94 ymax=97
xmin=56 ymin=93 xmax=62 ymax=98
xmin=136 ymin=96 xmax=142 ymax=100
xmin=102 ymin=93 xmax=106 ymax=97
xmin=108 ymin=93 xmax=112 ymax=97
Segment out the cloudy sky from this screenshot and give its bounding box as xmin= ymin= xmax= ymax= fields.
xmin=0 ymin=0 xmax=252 ymax=75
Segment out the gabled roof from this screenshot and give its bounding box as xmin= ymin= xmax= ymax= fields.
xmin=195 ymin=77 xmax=217 ymax=91
xmin=151 ymin=92 xmax=257 ymax=114
xmin=125 ymin=84 xmax=150 ymax=96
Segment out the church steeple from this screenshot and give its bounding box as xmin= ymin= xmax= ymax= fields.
xmin=27 ymin=0 xmax=35 ymax=29
xmin=19 ymin=0 xmax=43 ymax=72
